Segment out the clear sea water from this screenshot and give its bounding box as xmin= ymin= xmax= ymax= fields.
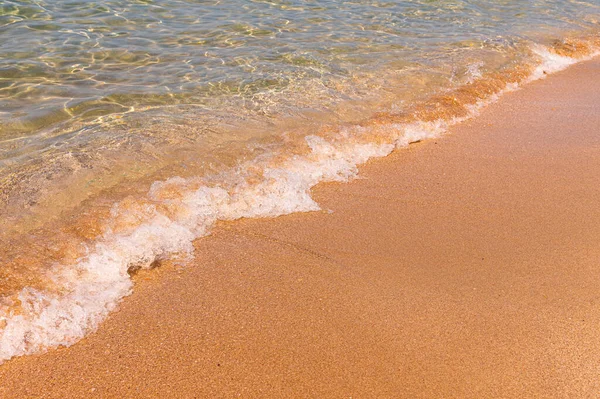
xmin=1 ymin=0 xmax=599 ymax=362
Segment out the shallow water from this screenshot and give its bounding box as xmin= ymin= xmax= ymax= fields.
xmin=1 ymin=0 xmax=600 ymax=362
xmin=2 ymin=0 xmax=598 ymax=136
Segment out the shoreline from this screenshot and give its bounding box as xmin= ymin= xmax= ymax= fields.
xmin=1 ymin=58 xmax=600 ymax=397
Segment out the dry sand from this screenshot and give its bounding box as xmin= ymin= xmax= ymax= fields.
xmin=1 ymin=59 xmax=600 ymax=398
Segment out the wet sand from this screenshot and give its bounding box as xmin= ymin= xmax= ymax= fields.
xmin=2 ymin=59 xmax=600 ymax=398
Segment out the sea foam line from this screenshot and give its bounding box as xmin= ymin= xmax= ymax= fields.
xmin=0 ymin=44 xmax=597 ymax=364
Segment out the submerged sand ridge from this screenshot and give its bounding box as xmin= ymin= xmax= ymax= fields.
xmin=0 ymin=57 xmax=599 ymax=397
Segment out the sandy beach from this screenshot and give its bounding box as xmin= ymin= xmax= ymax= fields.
xmin=1 ymin=58 xmax=600 ymax=397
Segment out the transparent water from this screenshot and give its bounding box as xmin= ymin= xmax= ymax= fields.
xmin=2 ymin=0 xmax=599 ymax=136
xmin=1 ymin=0 xmax=598 ymax=231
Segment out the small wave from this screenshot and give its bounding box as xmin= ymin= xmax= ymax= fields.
xmin=1 ymin=42 xmax=598 ymax=364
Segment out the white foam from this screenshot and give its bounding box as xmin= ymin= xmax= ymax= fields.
xmin=0 ymin=43 xmax=597 ymax=363
xmin=529 ymin=44 xmax=600 ymax=81
xmin=465 ymin=61 xmax=484 ymax=83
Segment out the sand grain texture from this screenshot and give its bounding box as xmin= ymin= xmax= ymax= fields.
xmin=1 ymin=60 xmax=600 ymax=398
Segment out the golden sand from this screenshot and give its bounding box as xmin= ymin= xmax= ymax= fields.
xmin=1 ymin=58 xmax=600 ymax=397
